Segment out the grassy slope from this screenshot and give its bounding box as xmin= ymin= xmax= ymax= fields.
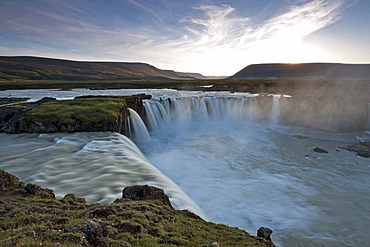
xmin=0 ymin=170 xmax=273 ymax=247
xmin=0 ymin=56 xmax=202 ymax=81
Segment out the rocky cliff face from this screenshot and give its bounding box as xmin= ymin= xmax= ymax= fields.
xmin=0 ymin=96 xmax=147 ymax=135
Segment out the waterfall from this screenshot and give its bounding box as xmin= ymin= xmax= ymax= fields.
xmin=128 ymin=108 xmax=151 ymax=143
xmin=271 ymin=94 xmax=281 ymax=124
xmin=142 ymin=95 xmax=288 ymax=131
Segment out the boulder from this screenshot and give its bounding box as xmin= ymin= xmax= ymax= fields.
xmin=121 ymin=185 xmax=172 ymax=208
xmin=81 ymin=220 xmax=106 ymax=247
xmin=24 ymin=183 xmax=55 ymax=199
xmin=0 ymin=170 xmax=24 ymax=196
xmin=313 ymin=147 xmax=329 ymax=153
xmin=257 ymin=227 xmax=275 ymax=246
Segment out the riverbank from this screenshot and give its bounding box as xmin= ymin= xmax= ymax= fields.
xmin=0 ymin=169 xmax=274 ymax=247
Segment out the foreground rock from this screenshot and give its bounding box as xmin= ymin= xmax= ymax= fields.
xmin=0 ymin=169 xmax=274 ymax=247
xmin=0 ymin=96 xmax=145 ymax=135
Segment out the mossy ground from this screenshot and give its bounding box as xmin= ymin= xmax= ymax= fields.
xmin=0 ymin=193 xmax=272 ymax=247
xmin=23 ymin=97 xmax=128 ymax=128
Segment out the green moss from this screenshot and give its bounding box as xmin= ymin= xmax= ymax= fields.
xmin=0 ymin=194 xmax=273 ymax=247
xmin=25 ymin=97 xmax=127 ymax=127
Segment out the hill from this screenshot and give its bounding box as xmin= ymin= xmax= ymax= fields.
xmin=0 ymin=56 xmax=206 ymax=81
xmin=229 ymin=63 xmax=370 ymax=79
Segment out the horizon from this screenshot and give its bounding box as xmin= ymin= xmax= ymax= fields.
xmin=1 ymin=0 xmax=370 ymax=76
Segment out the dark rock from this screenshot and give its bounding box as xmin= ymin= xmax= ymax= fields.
xmin=61 ymin=193 xmax=86 ymax=204
xmin=122 ymin=185 xmax=172 ymax=208
xmin=313 ymin=147 xmax=329 ymax=153
xmin=11 ymin=188 xmax=28 ymax=196
xmin=133 ymin=93 xmax=152 ymax=100
xmin=81 ymin=220 xmax=106 ymax=247
xmin=25 ymin=183 xmax=55 ymax=199
xmin=257 ymin=227 xmax=274 ymax=246
xmin=345 ymin=141 xmax=370 ymax=158
xmin=293 ymin=134 xmax=308 ymax=139
xmin=88 ymin=206 xmax=116 ymax=218
xmin=0 ymin=170 xmax=24 ymax=196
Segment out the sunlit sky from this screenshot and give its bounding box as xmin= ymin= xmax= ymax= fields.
xmin=0 ymin=0 xmax=369 ymax=76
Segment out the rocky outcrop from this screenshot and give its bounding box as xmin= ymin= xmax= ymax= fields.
xmin=120 ymin=185 xmax=173 ymax=208
xmin=0 ymin=170 xmax=55 ymax=199
xmin=257 ymin=227 xmax=275 ymax=247
xmin=0 ymin=96 xmax=147 ymax=135
xmin=345 ymin=141 xmax=370 ymax=158
xmin=0 ymin=169 xmax=274 ymax=247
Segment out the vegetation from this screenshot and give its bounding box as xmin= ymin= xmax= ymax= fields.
xmin=0 ymin=170 xmax=273 ymax=247
xmin=25 ymin=97 xmax=127 ymax=128
xmin=0 ymin=56 xmax=205 ymax=81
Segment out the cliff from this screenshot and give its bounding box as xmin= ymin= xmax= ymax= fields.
xmin=0 ymin=96 xmax=145 ymax=135
xmin=0 ymin=169 xmax=274 ymax=247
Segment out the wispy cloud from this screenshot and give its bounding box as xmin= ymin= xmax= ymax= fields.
xmin=0 ymin=0 xmax=349 ymax=75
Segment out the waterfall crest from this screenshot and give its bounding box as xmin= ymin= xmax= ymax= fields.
xmin=143 ymin=95 xmax=281 ymax=130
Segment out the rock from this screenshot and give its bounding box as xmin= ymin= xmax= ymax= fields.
xmin=25 ymin=183 xmax=55 ymax=199
xmin=81 ymin=220 xmax=106 ymax=247
xmin=133 ymin=93 xmax=152 ymax=100
xmin=313 ymin=147 xmax=329 ymax=153
xmin=345 ymin=142 xmax=370 ymax=158
xmin=257 ymin=227 xmax=275 ymax=246
xmin=293 ymin=134 xmax=308 ymax=139
xmin=122 ymin=185 xmax=173 ymax=208
xmin=0 ymin=170 xmax=24 ymax=196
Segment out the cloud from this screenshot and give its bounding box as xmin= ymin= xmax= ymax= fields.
xmin=0 ymin=0 xmax=348 ymax=75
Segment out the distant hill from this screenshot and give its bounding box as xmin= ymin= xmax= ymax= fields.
xmin=0 ymin=56 xmax=206 ymax=81
xmin=229 ymin=63 xmax=370 ymax=79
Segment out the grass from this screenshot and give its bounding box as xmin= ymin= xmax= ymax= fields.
xmin=21 ymin=97 xmax=128 ymax=129
xmin=0 ymin=191 xmax=273 ymax=247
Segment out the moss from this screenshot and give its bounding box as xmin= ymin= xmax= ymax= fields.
xmin=25 ymin=97 xmax=127 ymax=127
xmin=0 ymin=170 xmax=274 ymax=247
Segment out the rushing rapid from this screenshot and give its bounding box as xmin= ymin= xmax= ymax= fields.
xmin=1 ymin=89 xmax=370 ymax=247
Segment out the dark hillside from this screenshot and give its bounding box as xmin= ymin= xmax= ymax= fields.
xmin=0 ymin=56 xmax=206 ymax=81
xmin=230 ymin=63 xmax=370 ymax=80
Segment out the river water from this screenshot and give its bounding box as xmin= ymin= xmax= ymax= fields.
xmin=1 ymin=89 xmax=369 ymax=246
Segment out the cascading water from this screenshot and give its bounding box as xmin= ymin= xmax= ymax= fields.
xmin=1 ymin=89 xmax=370 ymax=247
xmin=0 ymin=132 xmax=206 ymax=218
xmin=271 ymin=94 xmax=281 ymax=124
xmin=143 ymin=95 xmax=263 ymax=129
xmin=128 ymin=108 xmax=151 ymax=143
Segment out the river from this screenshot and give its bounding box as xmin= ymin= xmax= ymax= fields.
xmin=1 ymin=89 xmax=369 ymax=246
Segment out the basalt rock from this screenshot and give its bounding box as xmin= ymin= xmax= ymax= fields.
xmin=0 ymin=170 xmax=55 ymax=199
xmin=0 ymin=96 xmax=146 ymax=136
xmin=0 ymin=169 xmax=24 ymax=196
xmin=121 ymin=185 xmax=173 ymax=208
xmin=81 ymin=220 xmax=107 ymax=247
xmin=313 ymin=147 xmax=329 ymax=154
xmin=257 ymin=227 xmax=275 ymax=246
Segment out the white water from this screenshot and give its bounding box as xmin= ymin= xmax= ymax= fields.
xmin=1 ymin=89 xmax=370 ymax=246
xmin=128 ymin=108 xmax=151 ymax=143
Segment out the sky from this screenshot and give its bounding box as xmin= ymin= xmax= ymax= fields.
xmin=0 ymin=0 xmax=369 ymax=76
